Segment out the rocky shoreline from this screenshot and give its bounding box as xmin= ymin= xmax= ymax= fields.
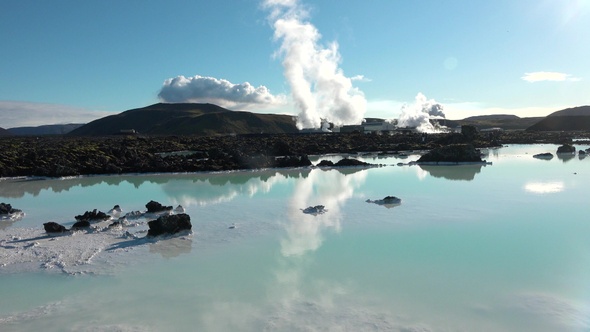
xmin=0 ymin=130 xmax=588 ymax=178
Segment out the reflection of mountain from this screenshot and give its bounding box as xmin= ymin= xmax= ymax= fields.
xmin=418 ymin=164 xmax=484 ymax=181
xmin=0 ymin=169 xmax=312 ymax=199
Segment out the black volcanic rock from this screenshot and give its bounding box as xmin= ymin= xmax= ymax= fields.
xmin=334 ymin=158 xmax=372 ymax=167
xmin=557 ymin=144 xmax=576 ymax=154
xmin=0 ymin=203 xmax=21 ymax=215
xmin=145 ymin=200 xmax=173 ymax=213
xmin=75 ymin=209 xmax=109 ymax=222
xmin=44 ymin=222 xmax=68 ymax=233
xmin=71 ymin=220 xmax=91 ymax=229
xmin=417 ymin=144 xmax=483 ymax=163
xmin=533 ymin=152 xmax=554 ymax=160
xmin=147 ymin=213 xmax=192 ymax=237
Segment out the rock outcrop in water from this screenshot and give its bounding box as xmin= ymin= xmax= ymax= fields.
xmin=75 ymin=209 xmax=110 ymax=222
xmin=417 ymin=144 xmax=483 ymax=163
xmin=557 ymin=144 xmax=576 ymax=154
xmin=533 ymin=153 xmax=554 ymax=160
xmin=145 ymin=200 xmax=173 ymax=213
xmin=147 ymin=213 xmax=192 ymax=237
xmin=0 ymin=203 xmax=21 ymax=216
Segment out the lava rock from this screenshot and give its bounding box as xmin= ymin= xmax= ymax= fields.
xmin=44 ymin=222 xmax=68 ymax=233
xmin=145 ymin=200 xmax=173 ymax=213
xmin=75 ymin=209 xmax=109 ymax=222
xmin=0 ymin=203 xmax=21 ymax=215
xmin=557 ymin=144 xmax=576 ymax=154
xmin=533 ymin=152 xmax=554 ymax=160
xmin=71 ymin=220 xmax=91 ymax=229
xmin=334 ymin=158 xmax=372 ymax=167
xmin=417 ymin=144 xmax=483 ymax=163
xmin=147 ymin=213 xmax=192 ymax=237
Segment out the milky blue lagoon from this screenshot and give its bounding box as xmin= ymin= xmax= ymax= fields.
xmin=1 ymin=144 xmax=589 ymax=331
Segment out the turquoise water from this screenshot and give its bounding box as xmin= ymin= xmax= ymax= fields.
xmin=0 ymin=144 xmax=589 ymax=331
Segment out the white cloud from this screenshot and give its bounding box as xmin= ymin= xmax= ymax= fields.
xmin=158 ymin=75 xmax=287 ymax=111
xmin=350 ymin=75 xmax=371 ymax=82
xmin=522 ymin=71 xmax=581 ymax=82
xmin=0 ymin=101 xmax=116 ymax=128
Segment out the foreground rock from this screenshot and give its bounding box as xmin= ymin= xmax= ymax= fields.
xmin=417 ymin=144 xmax=483 ymax=163
xmin=147 ymin=213 xmax=192 ymax=237
xmin=0 ymin=203 xmax=21 ymax=215
xmin=44 ymin=221 xmax=68 ymax=233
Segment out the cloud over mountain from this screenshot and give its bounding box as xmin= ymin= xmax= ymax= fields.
xmin=158 ymin=75 xmax=287 ymax=110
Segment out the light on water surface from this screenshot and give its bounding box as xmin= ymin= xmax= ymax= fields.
xmin=0 ymin=144 xmax=589 ymax=331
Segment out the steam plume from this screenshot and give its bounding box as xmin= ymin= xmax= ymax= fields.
xmin=263 ymin=0 xmax=367 ymax=129
xmin=397 ymin=93 xmax=446 ymax=133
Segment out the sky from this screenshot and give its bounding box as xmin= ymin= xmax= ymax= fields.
xmin=1 ymin=0 xmax=589 ymax=128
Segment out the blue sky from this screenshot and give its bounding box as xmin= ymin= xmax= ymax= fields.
xmin=1 ymin=0 xmax=589 ymax=127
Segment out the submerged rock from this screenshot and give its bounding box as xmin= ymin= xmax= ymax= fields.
xmin=366 ymin=196 xmax=402 ymax=206
xmin=533 ymin=152 xmax=554 ymax=160
xmin=44 ymin=222 xmax=68 ymax=233
xmin=145 ymin=200 xmax=173 ymax=213
xmin=302 ymin=205 xmax=327 ymax=215
xmin=147 ymin=213 xmax=192 ymax=237
xmin=417 ymin=144 xmax=483 ymax=163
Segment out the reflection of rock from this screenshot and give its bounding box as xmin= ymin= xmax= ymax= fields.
xmin=147 ymin=213 xmax=192 ymax=237
xmin=557 ymin=153 xmax=575 ymax=163
xmin=148 ymin=235 xmax=192 ymax=258
xmin=417 ymin=144 xmax=483 ymax=163
xmin=302 ymin=205 xmax=327 ymax=215
xmin=366 ymin=196 xmax=401 ymax=208
xmin=418 ymin=164 xmax=484 ymax=181
xmin=533 ymin=153 xmax=554 ymax=160
xmin=44 ymin=221 xmax=68 ymax=233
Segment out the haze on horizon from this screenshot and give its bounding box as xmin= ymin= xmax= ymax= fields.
xmin=1 ymin=0 xmax=589 ymax=128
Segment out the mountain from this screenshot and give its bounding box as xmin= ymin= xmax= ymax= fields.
xmin=0 ymin=127 xmax=12 ymax=136
xmin=68 ymin=103 xmax=299 ymax=136
xmin=454 ymin=114 xmax=543 ymax=130
xmin=526 ymin=106 xmax=590 ymax=131
xmin=8 ymin=123 xmax=84 ymax=136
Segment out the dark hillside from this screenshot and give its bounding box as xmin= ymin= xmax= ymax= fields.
xmin=527 ymin=106 xmax=590 ymax=131
xmin=68 ymin=103 xmax=298 ymax=136
xmin=0 ymin=127 xmax=12 ymax=136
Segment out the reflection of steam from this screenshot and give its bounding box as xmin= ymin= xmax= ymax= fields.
xmin=264 ymin=0 xmax=367 ymax=129
xmin=281 ymin=169 xmax=367 ymax=257
xmin=524 ymin=181 xmax=565 ymax=194
xmin=419 ymin=164 xmax=484 ymax=181
xmin=397 ymin=93 xmax=446 ymax=133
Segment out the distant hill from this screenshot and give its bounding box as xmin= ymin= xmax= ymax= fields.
xmin=8 ymin=123 xmax=84 ymax=136
xmin=453 ymin=114 xmax=542 ymax=130
xmin=68 ymin=103 xmax=299 ymax=136
xmin=526 ymin=106 xmax=590 ymax=131
xmin=0 ymin=127 xmax=12 ymax=136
